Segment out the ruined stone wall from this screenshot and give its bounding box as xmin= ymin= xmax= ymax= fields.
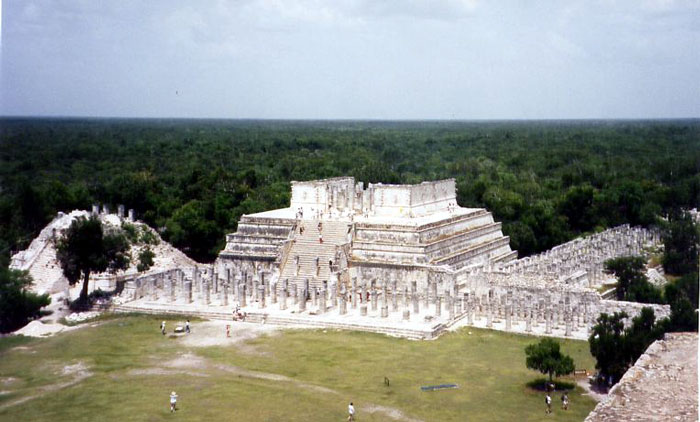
xmin=368 ymin=179 xmax=456 ymax=217
xmin=290 ymin=177 xmax=356 ymax=216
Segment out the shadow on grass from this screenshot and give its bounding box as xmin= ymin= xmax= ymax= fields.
xmin=526 ymin=378 xmax=576 ymax=392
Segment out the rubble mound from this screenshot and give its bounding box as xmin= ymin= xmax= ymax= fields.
xmin=9 ymin=210 xmax=197 ymax=295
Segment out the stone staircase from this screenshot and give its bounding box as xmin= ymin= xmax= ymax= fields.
xmin=28 ymin=243 xmax=68 ymax=293
xmin=278 ymin=219 xmax=350 ymax=288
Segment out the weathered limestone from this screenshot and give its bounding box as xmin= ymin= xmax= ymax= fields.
xmin=319 ymin=288 xmax=326 ymax=313
xmin=340 ymin=292 xmax=347 ymax=315
xmin=505 ymin=304 xmax=512 ymax=331
xmin=184 ymin=280 xmax=193 ymax=304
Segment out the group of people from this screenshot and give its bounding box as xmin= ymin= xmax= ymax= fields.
xmin=545 ymin=391 xmax=569 ymax=415
xmin=159 ymin=320 xmax=190 ymax=335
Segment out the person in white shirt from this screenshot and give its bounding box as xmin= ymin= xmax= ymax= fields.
xmin=170 ymin=391 xmax=178 ymax=412
xmin=347 ymin=402 xmax=355 ymax=421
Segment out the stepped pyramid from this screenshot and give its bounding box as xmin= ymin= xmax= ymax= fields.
xmin=217 ymin=177 xmax=516 ymax=292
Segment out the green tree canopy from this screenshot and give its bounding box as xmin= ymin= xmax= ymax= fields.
xmin=588 ymin=312 xmax=629 ymax=384
xmin=0 ymin=267 xmax=51 ymax=333
xmin=663 ymin=210 xmax=700 ymax=275
xmin=604 ymin=256 xmax=662 ymax=303
xmin=56 ymin=216 xmax=130 ymax=304
xmin=589 ymin=308 xmax=667 ymax=386
xmin=525 ymin=338 xmax=575 ymax=381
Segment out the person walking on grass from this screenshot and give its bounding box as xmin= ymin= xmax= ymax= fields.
xmin=347 ymin=402 xmax=355 ymax=421
xmin=170 ymin=391 xmax=178 ymax=412
xmin=545 ymin=393 xmax=552 ymax=415
xmin=185 ymin=319 xmax=190 ymax=334
xmin=160 ymin=321 xmax=166 ymax=335
xmin=561 ymin=391 xmax=569 ymax=410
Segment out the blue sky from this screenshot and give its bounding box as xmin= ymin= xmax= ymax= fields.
xmin=1 ymin=0 xmax=699 ymax=119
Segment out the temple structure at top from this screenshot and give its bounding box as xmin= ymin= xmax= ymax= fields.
xmin=216 ymin=177 xmax=517 ymax=292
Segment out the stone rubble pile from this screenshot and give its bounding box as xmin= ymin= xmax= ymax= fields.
xmin=65 ymin=312 xmax=101 ymax=323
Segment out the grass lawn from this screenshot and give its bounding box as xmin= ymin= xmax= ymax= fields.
xmin=0 ymin=315 xmax=597 ymax=421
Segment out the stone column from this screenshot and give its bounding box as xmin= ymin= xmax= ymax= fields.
xmin=411 ymin=281 xmax=419 ymax=314
xmin=319 ymin=288 xmax=326 ymax=313
xmin=467 ymin=296 xmax=474 ymax=325
xmin=340 ymin=289 xmax=347 ymax=315
xmin=526 ymin=307 xmax=533 ymax=333
xmin=431 ymin=281 xmax=438 ymax=305
xmin=371 ymin=289 xmax=378 ymax=311
xmin=565 ymin=310 xmax=572 ymax=337
xmin=184 ymin=280 xmax=193 ymax=304
xmin=486 ymin=302 xmax=493 ymax=328
xmin=169 ymin=274 xmax=176 ymax=303
xmin=381 ymin=283 xmax=388 ymax=310
xmin=203 ymin=280 xmax=210 ymax=305
xmin=292 ymin=284 xmax=298 ymax=305
xmin=239 ymin=284 xmax=247 ymax=307
xmin=361 ymin=283 xmax=367 ymax=306
xmin=545 ymin=308 xmax=552 ymax=334
xmin=391 ymin=286 xmax=398 ymax=312
xmin=330 ymin=283 xmax=337 ymax=309
xmin=271 ymin=282 xmax=278 ymax=304
xmin=258 ymin=284 xmax=266 ymax=309
xmin=505 ymin=304 xmax=512 ymax=331
xmin=435 ymin=296 xmax=442 ymax=317
xmin=299 ymin=287 xmax=306 ymax=312
xmin=280 ymin=287 xmax=287 ymax=310
xmin=446 ymin=290 xmax=454 ymax=320
xmin=423 ymin=282 xmax=430 ymax=308
xmin=351 ymin=278 xmax=357 ymax=309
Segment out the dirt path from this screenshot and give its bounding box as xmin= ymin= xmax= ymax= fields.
xmin=577 ymin=379 xmax=608 ymax=402
xmin=0 ymin=362 xmax=92 ymax=411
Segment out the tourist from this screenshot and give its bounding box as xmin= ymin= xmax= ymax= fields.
xmin=185 ymin=319 xmax=190 ymax=334
xmin=545 ymin=393 xmax=552 ymax=414
xmin=318 ymin=221 xmax=322 ymax=232
xmin=347 ymin=402 xmax=355 ymax=421
xmin=160 ymin=321 xmax=166 ymax=335
xmin=561 ymin=391 xmax=569 ymax=410
xmin=170 ymin=391 xmax=178 ymax=412
xmin=319 ymin=234 xmax=323 ymax=244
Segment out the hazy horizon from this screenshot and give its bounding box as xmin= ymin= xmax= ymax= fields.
xmin=2 ymin=1 xmax=699 ymax=120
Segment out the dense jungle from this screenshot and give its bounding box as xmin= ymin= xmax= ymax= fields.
xmin=1 ymin=118 xmax=699 ymax=264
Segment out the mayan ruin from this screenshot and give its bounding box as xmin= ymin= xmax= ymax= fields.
xmin=2 ymin=2 xmax=697 ymax=420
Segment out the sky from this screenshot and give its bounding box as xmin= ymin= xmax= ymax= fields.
xmin=1 ymin=0 xmax=699 ymax=119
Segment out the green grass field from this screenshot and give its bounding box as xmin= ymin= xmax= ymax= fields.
xmin=0 ymin=315 xmax=597 ymax=421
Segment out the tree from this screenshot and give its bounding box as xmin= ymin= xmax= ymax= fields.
xmin=665 ymin=272 xmax=699 ymax=331
xmin=663 ymin=210 xmax=700 ymax=275
xmin=604 ymin=256 xmax=662 ymax=303
xmin=589 ymin=308 xmax=667 ymax=386
xmin=589 ymin=312 xmax=628 ymax=384
xmin=624 ymin=307 xmax=666 ymax=363
xmin=0 ymin=267 xmax=51 ymax=333
xmin=137 ymin=247 xmax=155 ymax=272
xmin=56 ymin=216 xmax=130 ymax=304
xmin=525 ymin=338 xmax=575 ymax=382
